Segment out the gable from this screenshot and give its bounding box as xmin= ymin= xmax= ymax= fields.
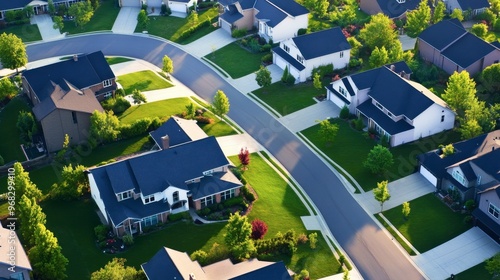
xmin=418 ymin=19 xmax=466 ymax=51
xmin=374 ymin=0 xmax=420 ymax=18
xmin=441 ymin=33 xmax=497 ymax=68
xmin=457 ymin=0 xmax=489 ymax=10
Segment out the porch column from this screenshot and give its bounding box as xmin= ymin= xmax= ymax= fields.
xmin=138 ymin=221 xmax=142 ymax=234
xmin=128 ymin=220 xmax=132 ymax=235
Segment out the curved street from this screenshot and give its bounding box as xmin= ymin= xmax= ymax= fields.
xmin=25 ymin=34 xmax=425 ymax=280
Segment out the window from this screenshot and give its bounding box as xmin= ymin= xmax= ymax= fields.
xmin=103 ymin=91 xmax=113 ymax=99
xmin=72 ymin=111 xmax=78 ymax=124
xmin=375 ymin=102 xmax=383 ymax=110
xmin=142 ymin=215 xmax=159 ymax=227
xmin=283 ymin=45 xmax=290 ymax=53
xmin=221 ymin=189 xmax=235 ymax=201
xmin=340 ymin=51 xmax=344 ymax=58
xmin=117 ymin=191 xmax=132 ymax=201
xmin=296 ymin=55 xmax=304 ymax=63
xmin=477 ymin=175 xmax=482 ymax=186
xmin=452 ymin=170 xmax=466 ymax=186
xmin=489 ymin=203 xmax=500 ymax=219
xmin=103 ymin=79 xmax=112 ymax=87
xmin=387 ymin=111 xmax=393 ymax=117
xmin=441 ymin=115 xmax=445 ymax=122
xmin=338 ymin=86 xmax=347 ymax=97
xmin=200 ymin=195 xmax=215 ymax=208
xmin=144 ymin=194 xmax=155 ymax=204
xmin=173 ymin=191 xmax=179 ymax=202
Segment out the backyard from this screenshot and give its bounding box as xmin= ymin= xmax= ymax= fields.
xmin=0 ymin=24 xmax=42 ymax=42
xmin=61 ymin=0 xmax=120 ymax=34
xmin=117 ymin=70 xmax=173 ymax=95
xmin=301 ymin=118 xmax=461 ymax=191
xmin=205 ymin=42 xmax=267 ymax=79
xmin=0 ymin=97 xmax=32 ymax=163
xmin=380 ymin=193 xmax=471 ymax=253
xmin=453 ymin=261 xmax=490 ymax=279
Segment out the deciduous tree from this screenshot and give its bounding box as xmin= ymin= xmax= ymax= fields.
xmin=486 ymin=253 xmax=500 ymax=278
xmin=251 ymin=219 xmax=268 ymax=240
xmin=91 ymin=258 xmax=144 ymax=280
xmin=0 ymin=77 xmax=18 ymax=101
xmin=442 ymin=71 xmax=476 ymax=119
xmin=481 ymin=63 xmax=500 ymax=92
xmin=162 ymin=55 xmax=174 ymax=77
xmin=137 ymin=9 xmax=149 ymax=30
xmin=404 ymin=0 xmax=431 ymax=38
xmin=347 ymin=36 xmax=362 ymax=57
xmin=315 ymin=0 xmax=329 ymax=18
xmin=132 ymin=89 xmax=147 ymax=104
xmin=238 ymin=147 xmax=250 ymax=169
xmin=211 ymin=90 xmax=230 ymax=116
xmin=471 ymin=23 xmax=488 ymax=39
xmin=369 ymin=46 xmax=389 ymax=68
xmin=373 ymin=180 xmax=391 ymax=212
xmin=48 ymin=0 xmax=56 ymax=15
xmin=17 ymin=110 xmax=38 ymax=144
xmin=224 ymin=213 xmax=256 ymax=260
xmin=313 ymin=72 xmax=322 ymax=90
xmin=432 ymin=1 xmax=445 ymax=23
xmin=28 ymin=223 xmax=68 ymax=280
xmin=317 ymin=119 xmax=339 ymax=145
xmin=255 ymin=66 xmax=271 ymax=88
xmin=51 ymin=164 xmax=89 ymax=199
xmin=89 ymin=110 xmax=121 ymax=145
xmin=18 ymin=195 xmax=46 ymax=247
xmin=450 ymin=8 xmax=464 ymax=21
xmin=53 ymin=15 xmax=64 ymax=30
xmin=359 ymin=14 xmax=398 ymax=51
xmin=402 ymin=201 xmax=410 ymax=219
xmin=68 ymin=0 xmax=94 ymax=28
xmin=0 ymin=33 xmax=28 ymax=73
xmin=13 ymin=162 xmax=43 ymax=203
xmin=363 ymin=145 xmax=394 ymax=175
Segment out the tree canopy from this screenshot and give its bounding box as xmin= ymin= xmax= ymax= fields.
xmin=89 ymin=110 xmax=121 ymax=145
xmin=68 ymin=0 xmax=94 ymax=27
xmin=442 ymin=71 xmax=476 ymax=119
xmin=162 ymin=55 xmax=174 ymax=76
xmin=29 ymin=224 xmax=68 ymax=279
xmin=13 ymin=162 xmax=42 ymax=204
xmin=255 ymin=66 xmax=271 ymax=88
xmin=471 ymin=23 xmax=488 ymax=39
xmin=432 ymin=1 xmax=445 ymax=23
xmin=224 ymin=212 xmax=256 ymax=260
xmin=369 ymin=46 xmax=389 ymax=68
xmin=318 ymin=119 xmax=339 ymax=145
xmin=132 ymin=89 xmax=147 ymax=104
xmin=404 ymin=0 xmax=431 ymax=38
xmin=450 ymin=8 xmax=464 ymax=21
xmin=363 ymin=144 xmax=394 ymax=175
xmin=0 ymin=33 xmax=28 ymax=72
xmin=359 ymin=14 xmax=398 ymax=51
xmin=373 ymin=180 xmax=391 ymax=212
xmin=91 ymin=258 xmax=144 ymax=280
xmin=18 ymin=195 xmax=46 ymax=247
xmin=212 ymin=90 xmax=230 ymax=116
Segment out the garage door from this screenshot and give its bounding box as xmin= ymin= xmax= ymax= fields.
xmin=420 ymin=165 xmax=438 ymax=187
xmin=148 ymin=0 xmax=162 ymax=7
xmin=220 ymin=18 xmax=231 ymax=33
xmin=121 ymin=0 xmax=141 ymax=7
xmin=274 ymin=55 xmax=286 ymax=70
xmin=169 ymin=1 xmax=187 ymax=13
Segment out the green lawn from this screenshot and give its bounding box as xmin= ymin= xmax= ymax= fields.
xmin=382 ymin=194 xmax=471 ymax=253
xmin=252 ymin=82 xmax=322 ymax=115
xmin=0 ymin=24 xmax=42 ymax=42
xmin=117 ymin=70 xmax=173 ymax=95
xmin=453 ymin=262 xmax=490 ymax=280
xmin=106 ymin=57 xmax=133 ymax=65
xmin=80 ymin=135 xmax=151 ymax=167
xmin=301 ymin=119 xmax=461 ymax=191
xmin=62 ymin=0 xmax=120 ymax=34
xmin=139 ymin=8 xmax=218 ymax=43
xmin=205 ymin=43 xmax=266 ymax=79
xmin=0 ymin=97 xmax=31 ymax=163
xmin=197 ymin=110 xmax=238 ymax=137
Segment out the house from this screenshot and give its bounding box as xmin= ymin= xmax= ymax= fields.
xmin=418 ymin=19 xmax=500 ymax=76
xmin=0 ymin=0 xmax=83 ymax=20
xmin=326 ymin=61 xmax=455 ymax=147
xmin=445 ymin=0 xmax=489 ymax=16
xmin=88 ymin=136 xmax=242 ymax=236
xmin=359 ymin=0 xmax=420 ymax=19
xmin=272 ymin=27 xmax=351 ymax=83
xmin=473 ymin=184 xmax=500 ymax=243
xmin=218 ymin=0 xmax=309 ymax=42
xmin=22 ymin=51 xmax=115 ymax=152
xmin=0 ymin=225 xmax=32 ymax=280
xmin=149 ymin=116 xmax=208 ymax=150
xmin=166 ymin=0 xmax=196 ymax=14
xmin=141 ymin=246 xmax=294 ymax=280
xmin=418 ymin=130 xmax=500 ymax=203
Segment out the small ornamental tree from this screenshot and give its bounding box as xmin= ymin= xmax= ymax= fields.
xmin=212 ymin=90 xmax=230 ymax=117
xmin=91 ymin=258 xmax=143 ymax=280
xmin=486 ymin=253 xmax=500 ymax=277
xmin=363 ymin=145 xmax=394 ymax=176
xmin=0 ymin=33 xmax=28 ymax=73
xmin=255 ymin=66 xmax=272 ymax=88
xmin=17 ymin=110 xmax=38 ymax=144
xmin=318 ymin=119 xmax=339 ymax=146
xmin=53 ymin=15 xmax=64 ymax=30
xmin=251 ymin=219 xmax=268 ymax=240
xmin=369 ymin=46 xmax=389 ymax=68
xmin=373 ymin=180 xmax=391 ymax=212
xmin=432 ymin=1 xmax=445 ymax=23
xmin=162 ymin=55 xmax=174 ymax=77
xmin=313 ymin=72 xmax=322 ymax=90
xmin=131 ymin=89 xmax=147 ymax=104
xmin=450 ymin=8 xmax=464 ymax=21
xmin=238 ymin=147 xmax=250 ymax=170
xmin=402 ymin=201 xmax=410 ymax=220
xmin=137 ymin=9 xmax=149 ymax=30
xmin=308 ymin=232 xmax=318 ymax=249
xmin=471 ymin=23 xmax=488 ymax=39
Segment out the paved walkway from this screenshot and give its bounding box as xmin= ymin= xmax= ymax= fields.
xmin=413 ymin=227 xmax=500 ymax=279
xmin=183 ymin=29 xmax=237 ymax=57
xmin=301 ymin=216 xmax=322 ymax=231
xmin=355 ymin=173 xmax=435 ymax=214
xmin=215 ymin=134 xmax=263 ymax=156
xmin=112 ymin=7 xmax=140 ymax=34
xmin=399 ymin=35 xmax=417 ymax=51
xmin=232 ymin=64 xmax=283 ymax=94
xmin=31 ymin=15 xmax=64 ymax=41
xmin=278 ymin=101 xmax=341 ymax=133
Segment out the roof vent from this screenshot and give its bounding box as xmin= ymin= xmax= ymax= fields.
xmin=390 ymin=64 xmax=395 ymax=71
xmin=73 ymin=54 xmax=78 ymax=62
xmin=189 ymin=273 xmax=196 ymax=280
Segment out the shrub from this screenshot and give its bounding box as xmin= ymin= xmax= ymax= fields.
xmin=339 ymin=106 xmax=349 ymax=119
xmin=149 ymin=117 xmax=163 ymax=130
xmin=261 ymin=53 xmax=272 ymax=64
xmin=251 ymin=219 xmax=268 ymax=239
xmin=194 ymin=115 xmax=212 ymax=124
xmin=232 ymin=29 xmax=247 ymax=38
xmin=223 ymin=196 xmax=244 ymax=208
xmin=141 ymin=3 xmax=147 ymax=10
xmin=198 ymin=1 xmax=216 ymax=9
xmin=190 ymin=250 xmax=208 ymax=265
xmin=161 ymin=4 xmax=171 ymax=15
xmin=199 ymin=207 xmax=211 ymax=216
xmin=255 ymin=229 xmax=297 ymax=256
xmin=102 ymin=96 xmax=131 ymax=115
xmin=297 ymin=233 xmax=308 ymax=244
xmin=241 ymin=185 xmax=255 ymax=201
xmin=311 ymin=63 xmax=334 ymax=78
xmin=114 ymin=88 xmax=125 ymax=97
xmin=178 ymin=19 xmax=211 ymax=41
xmin=168 ymin=211 xmax=190 ymax=222
xmin=94 ymin=225 xmax=109 ymax=241
xmin=349 ymin=57 xmax=363 ymax=68
xmin=248 ymin=37 xmax=261 ymax=52
xmin=353 ymin=117 xmax=364 ymax=131
xmin=297 ymin=28 xmax=307 ymax=36
xmin=260 ymin=44 xmax=271 ymax=52
xmin=463 ymin=215 xmax=473 ymax=224
xmin=98 ymin=241 xmax=107 ymax=249
xmin=495 ymin=19 xmax=500 ymax=32
xmin=122 ymin=234 xmax=134 ymax=246
xmin=119 ymin=117 xmax=153 ymax=138
xmin=308 ymin=232 xmax=318 ymax=249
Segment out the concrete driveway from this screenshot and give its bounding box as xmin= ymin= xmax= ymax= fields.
xmin=112 ymin=7 xmax=140 ymax=34
xmin=183 ymin=29 xmax=237 ymax=57
xmin=279 ymin=101 xmax=341 ymax=133
xmin=31 ymin=15 xmax=63 ymax=41
xmin=216 ymin=134 xmax=263 ymax=156
xmin=231 ymin=64 xmax=283 ymax=94
xmin=413 ymin=227 xmax=500 ymax=279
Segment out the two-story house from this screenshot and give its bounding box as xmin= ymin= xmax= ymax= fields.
xmin=0 ymin=0 xmax=84 ymax=20
xmin=218 ymin=0 xmax=309 ymax=42
xmin=474 ymin=183 xmax=500 ymax=243
xmin=88 ymin=135 xmax=242 ymax=236
xmin=418 ymin=130 xmax=500 ymax=203
xmin=0 ymin=225 xmax=32 ymax=280
xmin=444 ymin=0 xmax=489 ymax=16
xmin=327 ymin=61 xmax=455 ymax=147
xmin=272 ymin=27 xmax=351 ymax=83
xmin=359 ymin=0 xmax=420 ymax=19
xmin=22 ymin=51 xmax=116 ymax=152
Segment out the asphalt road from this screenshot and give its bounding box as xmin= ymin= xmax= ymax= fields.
xmin=26 ymin=34 xmax=425 ymax=280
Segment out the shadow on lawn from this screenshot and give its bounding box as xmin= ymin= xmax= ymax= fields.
xmin=126 ymin=80 xmax=153 ymax=94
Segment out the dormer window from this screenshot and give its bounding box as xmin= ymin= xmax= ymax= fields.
xmin=396 ymin=0 xmax=405 ymax=3
xmin=117 ymin=190 xmax=132 ymax=201
xmin=144 ymin=194 xmax=155 ymax=204
xmin=103 ymin=79 xmax=113 ymax=88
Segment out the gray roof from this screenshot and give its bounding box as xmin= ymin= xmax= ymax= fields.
xmin=266 ymin=0 xmax=308 ymax=16
xmin=254 ymin=0 xmax=287 ymax=27
xmin=0 ymin=0 xmax=31 ymax=11
xmin=441 ymin=32 xmax=497 ymax=68
xmin=189 ymin=172 xmax=241 ymax=200
xmin=418 ymin=19 xmax=466 ymax=51
xmin=220 ymin=4 xmax=244 ymax=23
xmin=457 ymin=0 xmax=489 ymax=10
xmin=230 ymin=261 xmax=291 ymax=280
xmin=374 ymin=0 xmax=420 ymax=18
xmin=350 ymin=61 xmax=413 ymax=90
xmin=272 ymin=46 xmax=305 ymax=71
xmin=149 ymin=116 xmax=207 ymax=149
xmin=357 ymin=100 xmax=414 ymax=135
xmin=141 ymin=248 xmax=183 ymax=280
xmin=491 ymin=41 xmax=500 ymax=49
xmin=341 ymin=77 xmax=355 ymax=96
xmin=472 ymin=148 xmax=500 ymax=181
xmin=292 ymin=27 xmax=350 ymax=60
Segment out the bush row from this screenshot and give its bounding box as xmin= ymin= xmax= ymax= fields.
xmin=255 ymin=229 xmax=297 ymax=256
xmin=178 ymin=19 xmax=211 ymax=41
xmin=119 ymin=117 xmax=162 ymax=139
xmin=168 ymin=211 xmax=191 ymax=222
xmin=231 ymin=29 xmax=247 ymax=38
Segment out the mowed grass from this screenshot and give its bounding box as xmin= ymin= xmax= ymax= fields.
xmin=252 ymin=82 xmax=321 ymax=115
xmin=80 ymin=135 xmax=151 ymax=167
xmin=301 ymin=119 xmax=461 ymax=191
xmin=140 ymin=8 xmax=218 ymax=43
xmin=205 ymin=43 xmax=266 ymax=79
xmin=117 ymin=70 xmax=173 ymax=95
xmin=0 ymin=97 xmax=31 ymax=163
xmin=453 ymin=261 xmax=490 ymax=280
xmin=382 ymin=194 xmax=471 ymax=253
xmin=1 ymin=24 xmax=42 ymax=42
xmin=106 ymin=56 xmax=133 ymax=65
xmin=118 ymin=97 xmax=192 ymax=124
xmin=62 ymin=0 xmax=120 ymax=34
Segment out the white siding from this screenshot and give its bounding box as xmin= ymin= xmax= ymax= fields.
xmin=89 ymin=173 xmax=108 ymax=224
xmin=266 ymin=14 xmax=308 ymax=42
xmin=168 ymin=1 xmax=193 ymax=13
xmin=220 ymin=18 xmax=232 ymax=33
xmin=412 ymin=104 xmax=455 ymax=141
xmin=120 ymin=0 xmax=141 ymax=7
xmin=328 ymin=90 xmax=348 ymax=109
xmin=162 ymin=186 xmax=189 ymax=206
xmin=303 ymin=50 xmax=350 ymax=80
xmin=420 ymin=165 xmax=438 ymax=187
xmin=390 ymin=128 xmax=414 ymax=146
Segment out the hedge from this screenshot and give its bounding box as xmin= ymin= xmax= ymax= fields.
xmin=178 ymin=19 xmax=211 ymax=41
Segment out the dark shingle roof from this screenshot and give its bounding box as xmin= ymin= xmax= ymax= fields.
xmin=141 ymin=248 xmax=182 ymax=280
xmin=220 ymin=4 xmax=244 ymax=23
xmin=441 ymin=32 xmax=497 ymax=68
xmin=272 ymin=46 xmax=305 ymax=71
xmin=23 ymin=51 xmax=115 ymax=103
xmin=350 ymin=67 xmax=380 ymax=89
xmin=384 ymin=60 xmax=413 ymax=75
xmin=459 ymin=162 xmax=477 ymax=181
xmin=491 ymin=41 xmax=500 ymax=49
xmin=230 ymin=261 xmax=291 ymax=280
xmin=457 ymin=0 xmax=489 ymax=10
xmin=418 ymin=19 xmax=466 ymax=51
xmin=266 ymin=0 xmax=308 ymax=16
xmin=375 ymin=0 xmax=420 ymax=18
xmin=341 ymin=77 xmax=355 ymax=96
xmin=357 ymin=100 xmax=414 ymax=135
xmin=472 ymin=148 xmax=500 ymax=181
xmin=0 ymin=0 xmax=31 ymax=11
xmin=326 ymin=84 xmax=350 ymax=104
xmin=292 ymin=27 xmax=350 ymax=60
xmin=189 ymin=172 xmax=241 ymax=200
xmin=473 ymin=208 xmax=500 ymax=236
xmin=254 ymin=0 xmax=287 ymax=27
xmin=149 ymin=116 xmax=207 ymax=149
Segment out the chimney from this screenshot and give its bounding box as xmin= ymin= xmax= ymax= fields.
xmin=73 ymin=54 xmax=78 ymax=62
xmin=161 ymin=135 xmax=170 ymax=149
xmin=189 ymin=273 xmax=196 ymax=280
xmin=390 ymin=64 xmax=395 ymax=71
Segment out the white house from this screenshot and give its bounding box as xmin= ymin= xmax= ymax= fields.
xmin=166 ymin=0 xmax=196 ymax=14
xmin=327 ymin=61 xmax=455 ymax=147
xmin=445 ymin=0 xmax=489 ymax=15
xmin=218 ymin=0 xmax=309 ymax=42
xmin=272 ymin=27 xmax=351 ymax=83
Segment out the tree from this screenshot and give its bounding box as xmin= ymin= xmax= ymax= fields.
xmin=337 ymin=5 xmax=356 ymax=27
xmin=313 ymin=72 xmax=322 ymax=90
xmin=450 ymin=8 xmax=464 ymax=21
xmin=442 ymin=71 xmax=476 ymax=119
xmin=89 ymin=110 xmax=121 ymax=145
xmin=162 ymin=55 xmax=174 ymax=77
xmin=17 ymin=110 xmax=38 ymax=144
xmin=281 ymin=66 xmax=290 ymax=83
xmin=441 ymin=143 xmax=455 ymax=157
xmin=481 ymin=63 xmax=500 ymax=92
xmin=68 ymin=0 xmax=94 ymax=28
xmin=251 ymin=219 xmax=268 ymax=239
xmin=373 ymin=180 xmax=391 ymax=212
xmin=185 ymin=102 xmax=195 ymax=119
xmin=471 ymin=23 xmax=488 ymax=39
xmin=51 ymin=164 xmax=89 ymax=199
xmin=0 ymin=77 xmax=18 ymax=101
xmin=459 ymin=118 xmax=483 ymax=139
xmin=131 ymin=89 xmax=147 ymax=104
xmin=89 ymin=0 xmax=100 ymax=10
xmin=363 ymin=145 xmax=394 ymax=175
xmin=369 ymin=46 xmax=389 ymax=68
xmin=359 ymin=14 xmax=398 ymax=51
xmin=308 ymin=232 xmax=318 ymax=249
xmin=303 ymin=0 xmax=316 ymax=11
xmin=297 ymin=269 xmax=310 ymax=280
xmin=347 ymin=37 xmax=362 ymax=57
xmin=53 ymin=15 xmax=64 ymax=30
xmin=315 ymin=0 xmax=329 ymax=18
xmin=387 ymin=41 xmax=404 ymax=62
xmin=188 ymin=11 xmax=198 ymax=26
xmin=13 ymin=162 xmax=43 ymax=203
xmin=137 ymin=9 xmax=149 ymax=30
xmin=343 ymin=268 xmax=350 ymax=280
xmin=238 ymin=147 xmax=250 ymax=170
xmin=491 ymin=0 xmax=500 ymax=15
xmin=0 ymin=33 xmax=28 ymax=73
xmin=432 ymin=1 xmax=445 ymax=23
xmin=224 ymin=212 xmax=256 ymax=260
xmin=402 ymin=201 xmax=410 ymax=219
xmin=404 ymin=0 xmax=431 ymax=38
xmin=318 ymin=119 xmax=339 ymax=145
xmin=486 ymin=253 xmax=500 ymax=278
xmin=18 ymin=195 xmax=46 ymax=247
xmin=212 ymin=90 xmax=230 ymax=117
xmin=91 ymin=258 xmax=144 ymax=280
xmin=29 ymin=223 xmax=68 ymax=280
xmin=48 ymin=0 xmax=56 ymax=15
xmin=255 ymin=66 xmax=271 ymax=88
